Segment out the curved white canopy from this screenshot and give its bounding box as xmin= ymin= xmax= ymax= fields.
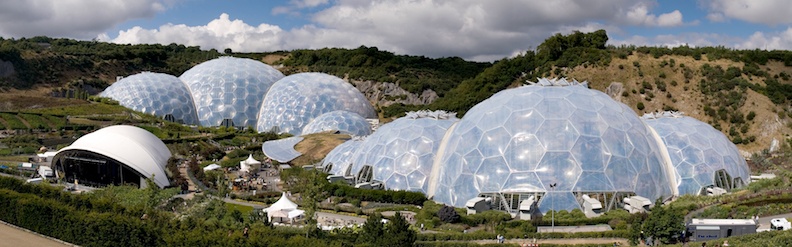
xmin=264 ymin=192 xmax=298 ymax=213
xmin=56 ymin=125 xmax=171 ymax=188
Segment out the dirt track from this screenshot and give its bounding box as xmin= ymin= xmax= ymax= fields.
xmin=0 ymin=222 xmax=71 ymax=247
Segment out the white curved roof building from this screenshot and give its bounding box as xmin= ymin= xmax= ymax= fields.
xmin=53 ymin=125 xmax=171 ymax=188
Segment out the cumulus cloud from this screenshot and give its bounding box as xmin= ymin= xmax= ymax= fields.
xmin=0 ymin=0 xmax=166 ymax=39
xmin=623 ymin=4 xmax=685 ymax=27
xmin=103 ymin=14 xmax=284 ymax=52
xmin=104 ymin=0 xmax=690 ymax=61
xmin=608 ymin=33 xmax=741 ymax=48
xmin=704 ymin=0 xmax=792 ymax=25
xmin=735 ymin=28 xmax=792 ymax=50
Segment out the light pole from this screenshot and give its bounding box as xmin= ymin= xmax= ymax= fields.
xmin=549 ymin=183 xmax=557 ymax=233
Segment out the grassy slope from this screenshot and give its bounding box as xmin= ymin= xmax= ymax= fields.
xmin=561 ymin=53 xmax=792 ymax=153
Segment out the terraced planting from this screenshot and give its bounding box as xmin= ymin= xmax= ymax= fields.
xmin=19 ymin=114 xmax=51 ymax=129
xmin=0 ymin=113 xmax=28 ymax=130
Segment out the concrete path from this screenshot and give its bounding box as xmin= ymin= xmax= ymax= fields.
xmin=0 ymin=221 xmax=74 ymax=247
xmin=757 ymin=213 xmax=792 ymax=231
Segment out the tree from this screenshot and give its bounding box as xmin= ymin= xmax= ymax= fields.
xmin=642 ymin=200 xmax=685 ymax=244
xmin=224 ymin=48 xmax=233 ymax=54
xmin=384 ymin=212 xmax=416 ymax=247
xmin=359 ymin=213 xmax=385 ymax=245
xmin=437 ymin=205 xmax=460 ymax=223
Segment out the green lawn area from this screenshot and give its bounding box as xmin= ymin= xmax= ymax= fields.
xmin=225 ymin=203 xmax=255 ymax=215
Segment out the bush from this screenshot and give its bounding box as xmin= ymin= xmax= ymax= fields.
xmin=438 ymin=205 xmax=461 ymax=223
xmin=637 ymin=102 xmax=645 ymax=111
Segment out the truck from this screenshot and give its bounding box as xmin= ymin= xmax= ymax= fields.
xmin=38 ymin=166 xmax=53 ymax=178
xmin=771 ymin=218 xmax=791 ymax=231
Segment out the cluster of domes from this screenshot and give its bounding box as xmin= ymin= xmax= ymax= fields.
xmin=101 ymin=57 xmax=376 ymax=133
xmin=321 ymin=78 xmax=750 ymax=213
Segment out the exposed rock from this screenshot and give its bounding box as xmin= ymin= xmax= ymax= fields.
xmin=606 ymin=82 xmax=623 ymax=101
xmin=350 ymin=79 xmax=438 ymax=107
xmin=0 ymin=60 xmax=14 ymax=78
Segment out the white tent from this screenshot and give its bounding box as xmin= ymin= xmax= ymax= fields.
xmin=203 ymin=163 xmax=221 ymax=171
xmin=263 ymin=192 xmax=303 ymax=223
xmin=240 ymin=154 xmax=262 ymax=173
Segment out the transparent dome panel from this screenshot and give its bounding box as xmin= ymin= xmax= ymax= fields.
xmin=644 ymin=113 xmax=751 ymax=195
xmin=257 ymin=73 xmax=376 ymax=135
xmin=180 ymin=56 xmax=284 ymax=127
xmin=432 ymin=80 xmax=674 ymax=208
xmin=100 ymin=72 xmax=199 ymax=125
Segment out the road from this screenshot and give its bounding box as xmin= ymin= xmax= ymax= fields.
xmin=757 ymin=213 xmax=792 ymax=231
xmin=0 ymin=221 xmax=74 ymax=247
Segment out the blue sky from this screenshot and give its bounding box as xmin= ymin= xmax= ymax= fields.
xmin=1 ymin=0 xmax=792 ymax=61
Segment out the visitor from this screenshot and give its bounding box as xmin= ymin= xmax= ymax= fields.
xmin=722 ymin=240 xmax=729 ymax=246
xmin=243 ymin=226 xmax=249 ymax=238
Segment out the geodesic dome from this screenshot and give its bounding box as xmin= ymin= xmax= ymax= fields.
xmin=322 ymin=138 xmax=363 ymax=176
xmin=349 ymin=111 xmax=458 ymax=194
xmin=256 ymin=73 xmax=376 ymax=135
xmin=429 ymin=78 xmax=676 ymax=212
xmin=100 ymin=72 xmax=199 ymax=125
xmin=302 ymin=110 xmax=372 ymax=136
xmin=643 ymin=111 xmax=751 ymax=195
xmin=180 ymin=56 xmax=284 ymax=127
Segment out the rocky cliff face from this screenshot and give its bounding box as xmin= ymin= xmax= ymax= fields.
xmin=350 ymin=79 xmax=438 ymax=107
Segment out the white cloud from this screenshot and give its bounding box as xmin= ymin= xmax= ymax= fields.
xmin=0 ymin=0 xmax=166 ymax=39
xmin=105 ymin=13 xmax=284 ymax=52
xmin=704 ymin=0 xmax=792 ymax=25
xmin=103 ymin=0 xmax=695 ymax=61
xmin=608 ymin=33 xmax=741 ymax=48
xmin=735 ymin=28 xmax=792 ymax=50
xmin=706 ymin=13 xmax=725 ymax=22
xmin=623 ymin=3 xmax=684 ymax=27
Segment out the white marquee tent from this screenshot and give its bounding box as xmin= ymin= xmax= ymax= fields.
xmin=263 ymin=192 xmax=304 ymax=223
xmin=203 ymin=163 xmax=221 ymax=172
xmin=240 ymin=154 xmax=262 ymax=173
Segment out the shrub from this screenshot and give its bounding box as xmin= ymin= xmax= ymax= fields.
xmin=438 ymin=205 xmax=460 ymax=223
xmin=637 ymin=102 xmax=645 ymax=110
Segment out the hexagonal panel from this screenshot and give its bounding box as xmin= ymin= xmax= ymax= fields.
xmin=536 ymin=120 xmax=579 ymax=151
xmin=536 ymin=98 xmax=575 ymax=119
xmin=572 ymin=136 xmax=608 ymax=171
xmin=535 ymin=152 xmax=580 ymax=191
xmin=504 ymin=133 xmax=544 ymax=171
xmin=605 ymin=156 xmax=637 ymax=191
xmin=476 ymin=156 xmax=511 ymax=192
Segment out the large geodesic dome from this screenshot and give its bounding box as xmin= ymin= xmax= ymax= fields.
xmin=349 ymin=111 xmax=458 ymax=194
xmin=100 ymin=72 xmax=199 ymax=125
xmin=256 ymin=73 xmax=376 ymax=135
xmin=322 ymin=138 xmax=363 ymax=176
xmin=429 ymin=79 xmax=676 ymax=212
xmin=302 ymin=110 xmax=372 ymax=136
xmin=180 ymin=56 xmax=284 ymax=127
xmin=643 ymin=112 xmax=751 ymax=195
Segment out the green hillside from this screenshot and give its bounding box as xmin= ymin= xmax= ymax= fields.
xmin=3 ymin=30 xmax=792 ymax=153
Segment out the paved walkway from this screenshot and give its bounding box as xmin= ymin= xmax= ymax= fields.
xmin=0 ymin=221 xmax=74 ymax=247
xmin=757 ymin=213 xmax=792 ymax=231
xmin=464 ymin=237 xmax=629 ymax=246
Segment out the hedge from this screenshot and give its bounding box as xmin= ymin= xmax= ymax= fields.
xmin=417 ymin=230 xmax=630 ymax=241
xmin=327 ymin=183 xmax=427 ymax=205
